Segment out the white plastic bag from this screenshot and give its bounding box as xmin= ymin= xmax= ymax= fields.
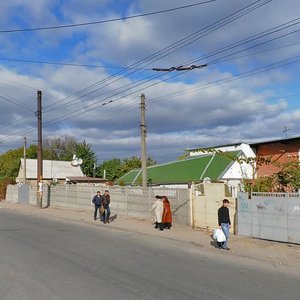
xmin=213 ymin=229 xmax=226 ymax=243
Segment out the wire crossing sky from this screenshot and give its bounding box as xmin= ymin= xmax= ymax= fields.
xmin=0 ymin=0 xmax=300 ymax=162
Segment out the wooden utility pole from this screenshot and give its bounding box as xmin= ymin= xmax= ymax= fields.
xmin=37 ymin=90 xmax=43 ymax=208
xmin=140 ymin=93 xmax=147 ymax=187
xmin=23 ymin=137 xmax=27 ymax=185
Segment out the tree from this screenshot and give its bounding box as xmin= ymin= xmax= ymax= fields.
xmin=97 ymin=156 xmax=157 ymax=181
xmin=120 ymin=156 xmax=156 ymax=175
xmin=43 ymin=135 xmax=77 ymax=160
xmin=96 ymin=158 xmax=122 ymax=181
xmin=0 ymin=147 xmax=23 ymax=180
xmin=75 ymin=140 xmax=97 ymax=177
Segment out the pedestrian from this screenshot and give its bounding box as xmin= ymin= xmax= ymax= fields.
xmin=92 ymin=191 xmax=102 ymax=221
xmin=151 ymin=195 xmax=164 ymax=231
xmin=162 ymin=196 xmax=172 ymax=229
xmin=217 ymin=199 xmax=231 ymax=250
xmin=101 ymin=190 xmax=111 ymax=224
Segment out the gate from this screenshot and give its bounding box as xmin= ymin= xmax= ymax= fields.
xmin=237 ymin=192 xmax=300 ymax=244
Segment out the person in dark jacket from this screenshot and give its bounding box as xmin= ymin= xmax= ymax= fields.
xmin=92 ymin=191 xmax=103 ymax=220
xmin=101 ymin=190 xmax=111 ymax=224
xmin=217 ymin=199 xmax=231 ymax=250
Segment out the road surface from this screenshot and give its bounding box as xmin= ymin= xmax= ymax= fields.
xmin=0 ymin=210 xmax=299 ymax=300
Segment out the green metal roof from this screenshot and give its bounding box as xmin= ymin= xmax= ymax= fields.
xmin=117 ymin=151 xmax=241 ymax=185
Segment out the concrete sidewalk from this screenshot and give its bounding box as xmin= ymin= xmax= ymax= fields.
xmin=1 ymin=202 xmax=300 ymax=269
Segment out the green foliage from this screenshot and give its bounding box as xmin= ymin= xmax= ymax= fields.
xmin=0 ymin=147 xmax=23 ymax=180
xmin=75 ymin=140 xmax=97 ymax=177
xmin=96 ymin=158 xmax=122 ymax=181
xmin=177 ymin=152 xmax=189 ymax=160
xmin=97 ymin=156 xmax=156 ymax=181
xmin=275 ymin=161 xmax=300 ymax=191
xmin=243 ymin=177 xmax=275 ymax=193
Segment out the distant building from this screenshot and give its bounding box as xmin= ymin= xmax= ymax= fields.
xmin=17 ymin=158 xmax=84 ymax=185
xmin=250 ymin=137 xmax=300 ymax=177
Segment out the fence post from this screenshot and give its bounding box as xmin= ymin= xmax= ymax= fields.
xmin=90 ymin=185 xmax=93 ymax=211
xmin=76 ymin=186 xmax=78 ymax=209
xmin=190 ymin=183 xmax=195 ymax=228
xmin=148 ymin=187 xmax=152 ymax=218
xmin=125 ymin=187 xmax=128 ymax=216
xmin=65 ymin=185 xmax=67 ymax=207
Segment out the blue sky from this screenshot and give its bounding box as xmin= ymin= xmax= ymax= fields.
xmin=0 ymin=0 xmax=300 ymax=163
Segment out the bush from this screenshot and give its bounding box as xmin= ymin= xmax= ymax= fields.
xmin=0 ymin=178 xmax=15 ymax=200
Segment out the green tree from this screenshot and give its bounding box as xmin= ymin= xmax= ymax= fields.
xmin=0 ymin=147 xmax=23 ymax=180
xmin=96 ymin=158 xmax=122 ymax=181
xmin=75 ymin=140 xmax=97 ymax=177
xmin=120 ymin=156 xmax=156 ymax=175
xmin=97 ymin=156 xmax=157 ymax=181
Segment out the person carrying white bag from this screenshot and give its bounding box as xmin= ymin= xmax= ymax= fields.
xmin=217 ymin=199 xmax=231 ymax=250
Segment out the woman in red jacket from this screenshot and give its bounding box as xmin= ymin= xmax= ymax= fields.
xmin=162 ymin=196 xmax=172 ymax=229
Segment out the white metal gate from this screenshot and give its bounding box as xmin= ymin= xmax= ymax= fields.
xmin=237 ymin=192 xmax=300 ymax=244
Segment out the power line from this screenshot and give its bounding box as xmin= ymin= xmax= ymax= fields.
xmin=0 ymin=56 xmax=152 ymax=70
xmin=0 ymin=1 xmax=271 ymax=140
xmin=0 ymin=92 xmax=34 ymax=112
xmin=0 ymin=1 xmax=216 ymax=33
xmin=183 ymin=18 xmax=300 ymax=66
xmin=43 ymin=0 xmax=270 ymax=113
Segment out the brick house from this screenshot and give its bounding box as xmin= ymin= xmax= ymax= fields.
xmin=250 ymin=137 xmax=300 ymax=177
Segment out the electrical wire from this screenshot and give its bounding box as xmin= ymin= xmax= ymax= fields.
xmin=43 ymin=0 xmax=270 ymax=113
xmin=0 ymin=1 xmax=216 ymax=33
xmin=0 ymin=92 xmax=34 ymax=112
xmin=0 ymin=57 xmax=152 ymax=70
xmin=0 ymin=0 xmax=272 ymax=141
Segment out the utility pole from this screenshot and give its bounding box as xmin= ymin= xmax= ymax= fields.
xmin=23 ymin=137 xmax=27 ymax=185
xmin=36 ymin=90 xmax=43 ymax=208
xmin=140 ymin=93 xmax=147 ymax=188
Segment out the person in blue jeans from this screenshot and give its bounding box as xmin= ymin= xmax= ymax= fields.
xmin=217 ymin=199 xmax=231 ymax=250
xmin=101 ymin=190 xmax=111 ymax=224
xmin=92 ymin=191 xmax=103 ymax=220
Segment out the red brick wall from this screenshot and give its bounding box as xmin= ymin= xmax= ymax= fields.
xmin=256 ymin=142 xmax=300 ymax=177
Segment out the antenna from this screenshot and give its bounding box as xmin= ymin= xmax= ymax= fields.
xmin=283 ymin=126 xmax=291 ymax=138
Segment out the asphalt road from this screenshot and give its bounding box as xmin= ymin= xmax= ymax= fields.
xmin=0 ymin=210 xmax=299 ymax=300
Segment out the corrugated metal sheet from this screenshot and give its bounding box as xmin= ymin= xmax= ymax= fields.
xmin=117 ymin=151 xmax=240 ymax=185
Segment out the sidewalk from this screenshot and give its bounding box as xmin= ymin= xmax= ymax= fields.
xmin=1 ymin=202 xmax=300 ymax=269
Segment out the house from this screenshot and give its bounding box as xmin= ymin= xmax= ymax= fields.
xmin=16 ymin=158 xmax=84 ymax=185
xmin=188 ymin=136 xmax=300 ymax=178
xmin=250 ymin=136 xmax=300 ymax=177
xmin=117 ymin=150 xmax=251 ymax=193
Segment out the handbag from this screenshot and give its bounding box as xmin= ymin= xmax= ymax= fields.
xmin=100 ymin=206 xmax=105 ymax=214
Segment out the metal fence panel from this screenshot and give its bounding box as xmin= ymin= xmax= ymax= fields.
xmin=237 ymin=192 xmax=252 ymax=237
xmin=287 ymin=194 xmax=300 ymax=243
xmin=251 ymin=193 xmax=288 ymax=242
xmin=237 ymin=192 xmax=300 ymax=244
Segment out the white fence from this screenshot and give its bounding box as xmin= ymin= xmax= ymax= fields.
xmin=237 ymin=192 xmax=300 ymax=244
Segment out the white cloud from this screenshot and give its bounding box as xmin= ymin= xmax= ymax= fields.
xmin=1 ymin=0 xmax=300 ymax=162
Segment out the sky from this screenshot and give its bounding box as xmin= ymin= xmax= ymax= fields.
xmin=0 ymin=0 xmax=300 ymax=163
